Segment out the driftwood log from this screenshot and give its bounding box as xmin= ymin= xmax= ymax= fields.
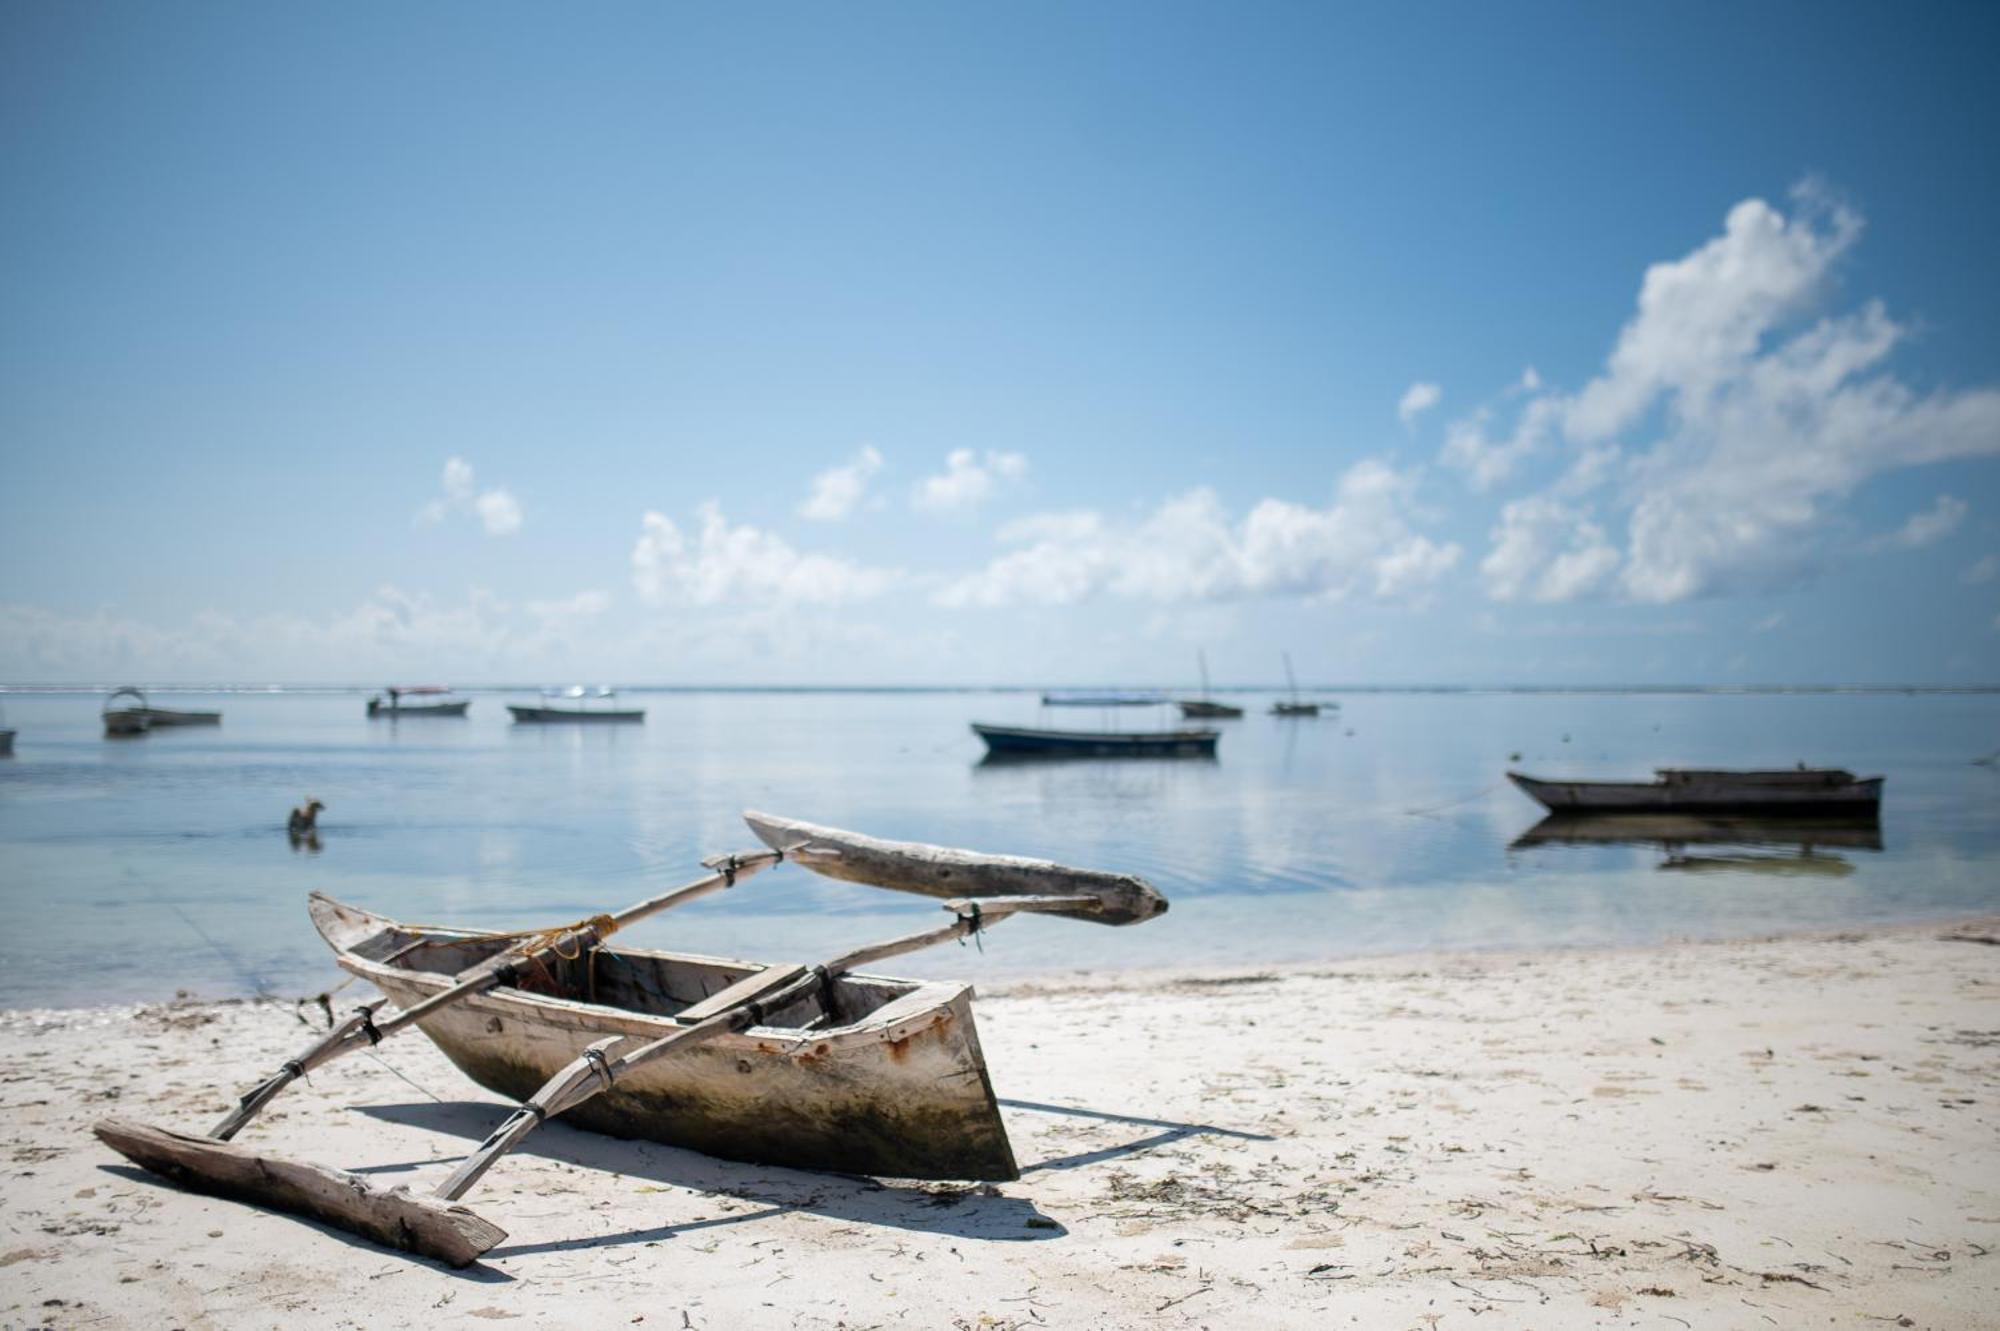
xmin=93 ymin=1119 xmax=506 ymax=1267
xmin=742 ymin=811 xmax=1168 ymax=926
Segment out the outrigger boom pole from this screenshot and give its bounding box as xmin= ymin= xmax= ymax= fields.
xmin=210 ymin=849 xmax=786 ymax=1140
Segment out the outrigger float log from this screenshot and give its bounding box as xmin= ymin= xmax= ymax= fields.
xmin=96 ymin=812 xmax=1168 ymax=1267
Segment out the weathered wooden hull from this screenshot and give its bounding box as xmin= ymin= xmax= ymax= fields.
xmin=1178 ymin=700 xmax=1244 ymax=719
xmin=311 ymin=895 xmax=1018 ymax=1181
xmin=972 ymin=722 xmax=1218 ymax=758
xmin=507 ymin=704 xmax=645 ymax=723
xmin=1509 ymin=771 xmax=1884 ymax=815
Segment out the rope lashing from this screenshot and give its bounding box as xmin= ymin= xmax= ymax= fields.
xmin=581 ymin=1046 xmax=616 ymax=1093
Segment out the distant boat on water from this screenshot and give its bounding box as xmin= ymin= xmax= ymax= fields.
xmin=367 ymin=686 xmax=471 ymax=718
xmin=972 ymin=722 xmax=1218 ymax=759
xmin=1178 ymin=651 xmax=1243 ymax=720
xmin=101 ymin=686 xmax=221 ymax=735
xmin=1040 ymin=690 xmax=1170 ymax=707
xmin=0 ymin=704 xmax=13 ymax=756
xmin=1508 ymin=768 xmax=1884 ymax=816
xmin=1269 ymin=653 xmax=1328 ymax=717
xmin=508 ymin=687 xmax=645 ymax=724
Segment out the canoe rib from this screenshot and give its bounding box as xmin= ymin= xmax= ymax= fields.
xmin=743 ymin=810 xmax=1169 ymax=926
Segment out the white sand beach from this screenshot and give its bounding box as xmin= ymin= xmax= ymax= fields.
xmin=2 ymin=919 xmax=1996 ymax=1329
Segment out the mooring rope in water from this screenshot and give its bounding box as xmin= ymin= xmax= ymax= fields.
xmin=1401 ymin=780 xmax=1505 ymax=819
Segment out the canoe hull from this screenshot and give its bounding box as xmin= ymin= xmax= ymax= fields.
xmin=973 ymin=722 xmax=1218 ymax=758
xmin=508 ymin=705 xmax=645 ymax=723
xmin=312 ymin=896 xmax=1017 ymax=1181
xmin=1509 ymin=770 xmax=1884 ymax=816
xmin=103 ymin=710 xmax=150 ymax=737
xmin=1178 ymin=700 xmax=1244 ymax=719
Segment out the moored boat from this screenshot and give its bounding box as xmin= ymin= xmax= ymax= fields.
xmin=1178 ymin=650 xmax=1243 ymax=719
xmin=508 ymin=687 xmax=644 ymax=724
xmin=972 ymin=721 xmax=1219 ymax=758
xmin=367 ymin=686 xmax=471 ymax=718
xmin=1508 ymin=768 xmax=1884 ymax=816
xmin=102 ymin=686 xmax=151 ymax=737
xmin=0 ymin=706 xmax=12 ymax=756
xmin=1040 ymin=690 xmax=1169 ymax=707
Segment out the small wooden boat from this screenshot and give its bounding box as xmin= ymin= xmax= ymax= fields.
xmin=1508 ymin=768 xmax=1885 ymax=816
xmin=367 ymin=686 xmax=471 ymax=718
xmin=508 ymin=687 xmax=644 ymax=724
xmin=1178 ymin=650 xmax=1243 ymax=719
xmin=1269 ymin=652 xmax=1330 ymax=717
xmin=102 ymin=687 xmax=152 ymax=737
xmin=103 ymin=685 xmax=221 ymax=731
xmin=95 ymin=812 xmax=1167 ymax=1266
xmin=309 ymin=894 xmax=1017 ymax=1181
xmin=973 ymin=721 xmax=1218 ymax=758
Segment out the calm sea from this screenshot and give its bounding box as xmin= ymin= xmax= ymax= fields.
xmin=0 ymin=688 xmax=1995 ymax=1009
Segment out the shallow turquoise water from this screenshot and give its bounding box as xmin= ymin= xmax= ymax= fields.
xmin=0 ymin=688 xmax=1995 ymax=1008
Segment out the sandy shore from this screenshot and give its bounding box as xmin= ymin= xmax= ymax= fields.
xmin=2 ymin=920 xmax=1996 ymax=1330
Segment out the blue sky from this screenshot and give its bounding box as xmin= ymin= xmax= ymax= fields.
xmin=3 ymin=1 xmax=1997 ymax=685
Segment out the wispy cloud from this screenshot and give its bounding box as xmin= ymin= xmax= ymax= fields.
xmin=912 ymin=449 xmax=1027 ymax=511
xmin=935 ymin=460 xmax=1459 ymax=608
xmin=1964 ymin=554 xmax=1999 ymax=586
xmin=630 ymin=502 xmax=896 ymax=607
xmin=1869 ymin=494 xmax=1967 ymax=550
xmin=1443 ymin=186 xmax=2000 ymax=603
xmin=420 ymin=456 xmax=523 ymax=536
xmin=798 ymin=445 xmax=884 ymax=522
xmin=1397 ymin=381 xmax=1441 ymax=427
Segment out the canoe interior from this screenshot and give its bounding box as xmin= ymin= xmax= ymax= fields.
xmin=344 ymin=924 xmax=915 ymax=1031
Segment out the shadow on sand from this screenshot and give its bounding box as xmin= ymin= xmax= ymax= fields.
xmin=354 ymin=1100 xmax=1063 ymax=1259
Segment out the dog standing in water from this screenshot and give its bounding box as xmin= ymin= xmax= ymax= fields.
xmin=287 ymin=798 xmax=324 ymax=853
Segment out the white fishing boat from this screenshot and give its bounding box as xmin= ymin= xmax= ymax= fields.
xmin=507 ymin=686 xmax=644 ymax=724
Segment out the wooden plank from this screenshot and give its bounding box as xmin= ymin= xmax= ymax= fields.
xmin=675 ymin=962 xmax=812 ymax=1022
xmin=742 ymin=811 xmax=1169 ymax=926
xmin=94 ymin=1119 xmax=506 ymax=1267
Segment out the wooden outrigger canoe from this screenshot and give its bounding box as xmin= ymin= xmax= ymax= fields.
xmin=97 ymin=813 xmax=1166 ymax=1265
xmin=1509 ymin=768 xmax=1884 ymax=816
xmin=308 ymin=892 xmax=1020 ymax=1181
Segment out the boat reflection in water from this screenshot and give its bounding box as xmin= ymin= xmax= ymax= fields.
xmin=1512 ymin=813 xmax=1883 ymax=876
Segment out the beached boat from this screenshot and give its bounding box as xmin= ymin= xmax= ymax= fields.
xmin=95 ymin=811 xmax=1168 ymax=1265
xmin=1178 ymin=650 xmax=1243 ymax=719
xmin=508 ymin=687 xmax=644 ymax=724
xmin=308 ymin=893 xmax=1017 ymax=1181
xmin=102 ymin=686 xmax=151 ymax=737
xmin=973 ymin=721 xmax=1219 ymax=758
xmin=367 ymin=686 xmax=471 ymax=718
xmin=1508 ymin=768 xmax=1884 ymax=816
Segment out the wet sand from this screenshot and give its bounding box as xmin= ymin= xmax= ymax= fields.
xmin=2 ymin=919 xmax=1996 ymax=1328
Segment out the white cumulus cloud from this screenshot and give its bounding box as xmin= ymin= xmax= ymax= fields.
xmin=1481 ymin=497 xmax=1620 ymax=603
xmin=420 ymin=456 xmax=524 ymax=536
xmin=630 ymin=502 xmax=896 ymax=607
xmin=935 ymin=461 xmax=1459 ymax=608
xmin=1447 ymin=187 xmax=2000 ymax=603
xmin=799 ymin=445 xmax=884 ymax=522
xmin=1398 ymin=381 xmax=1442 ymax=427
xmin=913 ymin=449 xmax=1028 ymax=511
